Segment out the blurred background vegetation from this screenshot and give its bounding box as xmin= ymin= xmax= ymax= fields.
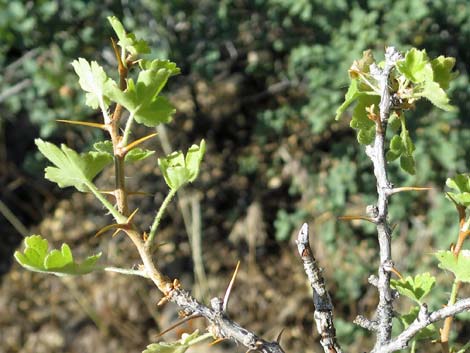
xmin=1 ymin=1 xmax=470 ymax=352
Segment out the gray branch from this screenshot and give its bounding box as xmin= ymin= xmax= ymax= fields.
xmin=170 ymin=289 xmax=285 ymax=353
xmin=363 ymin=47 xmax=402 ymax=349
xmin=373 ymin=299 xmax=470 ymax=353
xmin=296 ymin=223 xmax=343 ymax=353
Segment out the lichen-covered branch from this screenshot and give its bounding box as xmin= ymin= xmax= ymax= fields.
xmin=363 ymin=47 xmax=403 ymax=349
xmin=124 ymin=227 xmax=285 ymax=353
xmin=373 ymin=299 xmax=470 ymax=353
xmin=296 ymin=223 xmax=343 ymax=353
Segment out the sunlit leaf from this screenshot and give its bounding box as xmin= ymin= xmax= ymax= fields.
xmin=396 ymin=48 xmax=432 ymax=83
xmin=158 ymin=140 xmax=206 ymax=191
xmin=446 ymin=174 xmax=470 ymax=207
xmin=93 ymin=140 xmax=155 ymax=163
xmin=14 ymin=235 xmax=101 ymax=276
xmin=391 ymin=273 xmax=436 ymax=304
xmin=105 ymin=67 xmax=176 ymax=127
xmin=350 ymin=95 xmax=379 ymax=145
xmin=71 ymin=58 xmax=111 ymax=109
xmin=108 ymin=16 xmax=150 ymax=56
xmin=36 ymin=139 xmax=112 ymax=192
xmin=436 ymin=250 xmax=470 ymax=283
xmin=430 ymin=55 xmax=457 ymax=90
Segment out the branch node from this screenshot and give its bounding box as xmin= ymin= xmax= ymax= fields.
xmin=354 ymin=315 xmax=378 ymax=331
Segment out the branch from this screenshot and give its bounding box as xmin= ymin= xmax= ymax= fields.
xmin=373 ymin=299 xmax=470 ymax=353
xmin=363 ymin=47 xmax=403 ymax=349
xmin=124 ymin=227 xmax=285 ymax=353
xmin=296 ymin=223 xmax=343 ymax=353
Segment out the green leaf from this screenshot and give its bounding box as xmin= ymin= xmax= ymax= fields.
xmin=140 ymin=59 xmax=181 ymax=76
xmin=419 ymin=80 xmax=456 ymax=112
xmin=397 ymin=306 xmax=438 ymax=340
xmin=14 ymin=235 xmax=102 ymax=276
xmin=430 ymin=55 xmax=457 ymax=90
xmin=400 ymin=155 xmax=416 ymax=175
xmin=396 ymin=48 xmax=433 ymax=83
xmin=390 ymin=273 xmax=436 ymax=304
xmin=125 ymin=148 xmax=155 ymax=162
xmin=93 ymin=140 xmax=155 ymax=163
xmin=158 ymin=140 xmax=206 ymax=191
xmin=36 ymin=139 xmax=112 ymax=192
xmin=335 ymin=79 xmax=364 ymax=120
xmin=105 ymin=67 xmax=176 ymax=127
xmin=143 ymin=330 xmax=212 ymax=353
xmin=71 ymin=58 xmax=111 ymax=109
xmin=349 ymin=95 xmax=379 ymax=145
xmin=436 ymin=250 xmax=470 ymax=283
xmin=446 ymin=174 xmax=470 ymax=207
xmin=107 ymin=16 xmax=150 ymax=56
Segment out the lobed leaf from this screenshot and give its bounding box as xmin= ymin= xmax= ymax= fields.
xmin=14 ymin=235 xmax=101 ymax=276
xmin=430 ymin=55 xmax=457 ymax=90
xmin=396 ymin=48 xmax=432 ymax=83
xmin=446 ymin=174 xmax=470 ymax=207
xmin=108 ymin=16 xmax=150 ymax=56
xmin=72 ymin=58 xmax=111 ymax=109
xmin=36 ymin=139 xmax=112 ymax=192
xmin=105 ymin=67 xmax=176 ymax=127
xmin=158 ymin=140 xmax=206 ymax=191
xmin=436 ymin=250 xmax=470 ymax=283
xmin=143 ymin=330 xmax=212 ymax=353
xmin=397 ymin=306 xmax=438 ymax=340
xmin=349 ymin=95 xmax=379 ymax=145
xmin=93 ymin=140 xmax=155 ymax=163
xmin=391 ymin=272 xmax=436 ymax=304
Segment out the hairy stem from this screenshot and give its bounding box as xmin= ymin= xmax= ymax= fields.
xmin=147 ymin=188 xmax=177 ymax=247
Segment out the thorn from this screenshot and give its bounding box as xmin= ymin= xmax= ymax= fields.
xmin=389 ymin=266 xmax=403 ymax=280
xmin=209 ymin=338 xmax=227 ymax=346
xmin=275 ymin=328 xmax=285 ymax=343
xmin=111 ymin=229 xmax=121 ymax=237
xmin=337 ymin=215 xmax=375 ymax=223
xmin=223 ymin=260 xmax=241 ymax=312
xmin=121 ymin=132 xmax=158 ymax=155
xmin=389 ymin=186 xmax=432 ymax=195
xmin=126 ymin=208 xmax=139 ymax=224
xmin=56 ymin=119 xmax=107 ymax=130
xmin=95 ymin=223 xmax=123 ymax=237
xmin=143 ymin=232 xmax=148 ymax=241
xmin=128 ymin=191 xmax=153 ymax=197
xmin=157 ymin=296 xmax=170 ymax=307
xmin=154 ymin=314 xmax=202 ymax=339
xmin=111 ymin=37 xmax=125 ymax=71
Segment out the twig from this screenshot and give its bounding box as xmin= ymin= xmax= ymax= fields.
xmin=124 ymin=227 xmax=285 ymax=353
xmin=364 ymin=47 xmax=402 ymax=349
xmin=374 ymin=299 xmax=470 ymax=353
xmin=296 ymin=223 xmax=343 ymax=353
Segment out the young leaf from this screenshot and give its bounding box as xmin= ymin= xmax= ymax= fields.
xmin=93 ymin=140 xmax=155 ymax=163
xmin=397 ymin=306 xmax=438 ymax=340
xmin=142 ymin=330 xmax=212 ymax=353
xmin=350 ymin=95 xmax=379 ymax=145
xmin=430 ymin=55 xmax=457 ymax=90
xmin=158 ymin=140 xmax=206 ymax=191
xmin=419 ymin=80 xmax=456 ymax=112
xmin=390 ymin=273 xmax=436 ymax=304
xmin=71 ymin=58 xmax=111 ymax=110
xmin=396 ymin=48 xmax=433 ymax=83
xmin=436 ymin=250 xmax=470 ymax=283
xmin=105 ymin=67 xmax=176 ymax=127
xmin=140 ymin=59 xmax=181 ymax=76
xmin=107 ymin=16 xmax=150 ymax=56
xmin=446 ymin=174 xmax=470 ymax=207
xmin=36 ymin=139 xmax=112 ymax=192
xmin=335 ymin=79 xmax=364 ymax=121
xmin=14 ymin=235 xmax=102 ymax=276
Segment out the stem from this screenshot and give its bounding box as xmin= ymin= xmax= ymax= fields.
xmin=0 ymin=199 xmax=29 ymax=237
xmin=85 ymin=181 xmax=126 ymax=223
xmin=441 ymin=280 xmax=461 ymax=352
xmin=121 ymin=111 xmax=135 ymax=147
xmin=367 ymin=47 xmax=402 ymax=350
xmin=102 ymin=266 xmax=148 ymax=278
xmin=146 ymin=188 xmax=177 ymax=247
